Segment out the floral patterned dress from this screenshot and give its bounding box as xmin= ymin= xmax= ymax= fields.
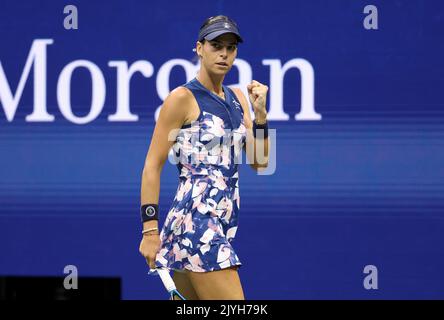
xmin=155 ymin=77 xmax=247 ymax=272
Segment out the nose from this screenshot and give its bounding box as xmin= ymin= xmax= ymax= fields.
xmin=219 ymin=47 xmax=228 ymax=58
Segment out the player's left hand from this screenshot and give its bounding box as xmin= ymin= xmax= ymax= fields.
xmin=247 ymin=80 xmax=268 ymax=122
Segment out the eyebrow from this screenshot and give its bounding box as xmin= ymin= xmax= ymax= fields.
xmin=211 ymin=40 xmax=237 ymax=46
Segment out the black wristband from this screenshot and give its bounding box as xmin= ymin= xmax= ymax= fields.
xmin=253 ymin=120 xmax=269 ymax=139
xmin=140 ymin=204 xmax=159 ymax=222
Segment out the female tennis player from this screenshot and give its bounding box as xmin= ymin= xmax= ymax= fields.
xmin=139 ymin=15 xmax=270 ymax=300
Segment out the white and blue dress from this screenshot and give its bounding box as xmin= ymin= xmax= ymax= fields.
xmin=155 ymin=77 xmax=247 ymax=272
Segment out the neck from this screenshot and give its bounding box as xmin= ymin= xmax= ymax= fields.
xmin=196 ymin=69 xmax=225 ymax=96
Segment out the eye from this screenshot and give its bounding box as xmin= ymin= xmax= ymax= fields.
xmin=211 ymin=42 xmax=221 ymax=49
xmin=228 ymin=45 xmax=237 ymax=51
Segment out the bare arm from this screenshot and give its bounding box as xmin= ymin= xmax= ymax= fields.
xmin=231 ymin=87 xmax=270 ymax=171
xmin=139 ymin=86 xmax=192 ymax=268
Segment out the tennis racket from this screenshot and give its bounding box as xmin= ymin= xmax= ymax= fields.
xmin=149 ymin=267 xmax=187 ymax=300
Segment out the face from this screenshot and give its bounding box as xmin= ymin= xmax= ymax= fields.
xmin=196 ymin=33 xmax=238 ymax=75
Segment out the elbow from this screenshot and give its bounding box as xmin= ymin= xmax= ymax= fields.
xmin=250 ymin=161 xmax=269 ymax=172
xmin=142 ymin=163 xmax=162 ymax=178
xmin=248 ymin=154 xmax=269 ymax=172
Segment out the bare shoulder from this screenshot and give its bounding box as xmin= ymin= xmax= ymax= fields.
xmin=160 ymin=86 xmax=198 ymax=124
xmin=164 ymin=86 xmax=194 ymax=107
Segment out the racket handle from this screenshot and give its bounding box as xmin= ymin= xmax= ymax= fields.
xmin=157 ymin=268 xmax=177 ymax=293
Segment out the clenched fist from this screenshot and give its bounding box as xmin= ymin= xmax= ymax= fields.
xmin=247 ymin=80 xmax=268 ymax=123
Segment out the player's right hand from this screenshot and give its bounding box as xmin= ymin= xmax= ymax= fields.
xmin=139 ymin=235 xmax=161 ymax=269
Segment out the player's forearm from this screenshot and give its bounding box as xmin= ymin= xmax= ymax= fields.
xmin=251 ymin=112 xmax=269 ymax=168
xmin=245 ymin=133 xmax=269 ymax=169
xmin=140 ymin=166 xmax=161 ymax=227
xmin=253 ymin=136 xmax=269 ymax=168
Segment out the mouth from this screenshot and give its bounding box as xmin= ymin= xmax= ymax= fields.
xmin=216 ymin=62 xmax=229 ymax=67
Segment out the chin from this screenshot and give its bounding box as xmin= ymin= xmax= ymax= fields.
xmin=218 ymin=70 xmax=230 ymax=75
xmin=213 ymin=67 xmax=231 ymax=75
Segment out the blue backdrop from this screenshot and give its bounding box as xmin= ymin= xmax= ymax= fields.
xmin=1 ymin=0 xmax=444 ymax=299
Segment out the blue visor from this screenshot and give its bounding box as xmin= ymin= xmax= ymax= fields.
xmin=198 ymin=20 xmax=243 ymax=43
